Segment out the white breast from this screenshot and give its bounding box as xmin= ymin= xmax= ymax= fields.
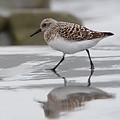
xmin=48 ymin=36 xmax=101 ymax=54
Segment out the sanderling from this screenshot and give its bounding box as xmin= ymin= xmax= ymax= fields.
xmin=30 ymin=18 xmax=114 ymax=71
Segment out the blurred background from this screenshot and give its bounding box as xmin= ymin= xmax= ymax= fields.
xmin=0 ymin=0 xmax=120 ymax=46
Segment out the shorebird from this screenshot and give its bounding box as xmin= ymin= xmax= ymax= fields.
xmin=30 ymin=18 xmax=114 ymax=71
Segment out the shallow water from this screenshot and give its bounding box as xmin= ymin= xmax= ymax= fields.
xmin=0 ymin=45 xmax=120 ymax=120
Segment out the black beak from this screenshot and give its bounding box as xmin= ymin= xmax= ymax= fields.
xmin=30 ymin=28 xmax=42 ymax=37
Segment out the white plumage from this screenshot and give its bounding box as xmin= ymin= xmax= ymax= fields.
xmin=49 ymin=36 xmax=101 ymax=54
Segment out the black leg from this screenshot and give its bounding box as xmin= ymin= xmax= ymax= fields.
xmin=52 ymin=70 xmax=67 ymax=86
xmin=50 ymin=53 xmax=65 ymax=72
xmin=87 ymin=68 xmax=94 ymax=87
xmin=86 ymin=49 xmax=94 ymax=69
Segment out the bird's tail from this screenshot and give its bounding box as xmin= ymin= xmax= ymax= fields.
xmin=103 ymin=32 xmax=114 ymax=37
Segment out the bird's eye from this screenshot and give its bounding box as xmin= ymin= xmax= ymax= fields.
xmin=42 ymin=23 xmax=46 ymax=27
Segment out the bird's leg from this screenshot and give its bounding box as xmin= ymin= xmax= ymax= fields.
xmin=50 ymin=53 xmax=65 ymax=72
xmin=86 ymin=49 xmax=94 ymax=69
xmin=87 ymin=68 xmax=94 ymax=87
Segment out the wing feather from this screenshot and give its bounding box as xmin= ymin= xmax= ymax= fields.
xmin=58 ymin=22 xmax=107 ymax=41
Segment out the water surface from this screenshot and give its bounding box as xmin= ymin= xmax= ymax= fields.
xmin=0 ymin=46 xmax=120 ymax=120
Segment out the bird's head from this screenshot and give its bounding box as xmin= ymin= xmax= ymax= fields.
xmin=30 ymin=18 xmax=57 ymax=37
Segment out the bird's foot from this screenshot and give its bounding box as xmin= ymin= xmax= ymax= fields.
xmin=45 ymin=67 xmax=56 ymax=72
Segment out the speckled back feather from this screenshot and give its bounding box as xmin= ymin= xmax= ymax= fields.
xmin=43 ymin=19 xmax=113 ymax=42
xmin=58 ymin=22 xmax=111 ymax=41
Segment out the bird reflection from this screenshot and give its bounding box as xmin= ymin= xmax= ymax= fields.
xmin=36 ymin=69 xmax=113 ymax=119
xmin=87 ymin=69 xmax=94 ymax=86
xmin=37 ymin=85 xmax=112 ymax=119
xmin=51 ymin=69 xmax=67 ymax=86
xmin=51 ymin=68 xmax=94 ymax=87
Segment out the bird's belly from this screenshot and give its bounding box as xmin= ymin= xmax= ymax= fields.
xmin=48 ymin=37 xmax=101 ymax=54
